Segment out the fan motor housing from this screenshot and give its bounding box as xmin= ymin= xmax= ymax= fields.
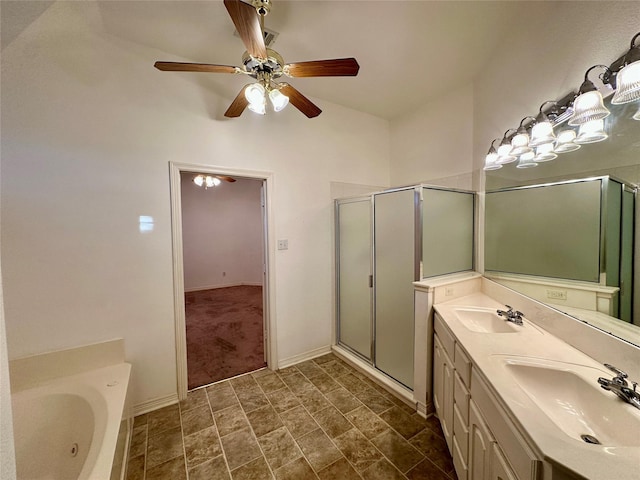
xmin=242 ymin=48 xmax=284 ymax=79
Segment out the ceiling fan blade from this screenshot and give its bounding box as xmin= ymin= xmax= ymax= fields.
xmin=216 ymin=175 xmax=237 ymax=183
xmin=154 ymin=62 xmax=238 ymax=74
xmin=224 ymin=0 xmax=267 ymax=59
xmin=285 ymin=58 xmax=360 ymax=78
xmin=279 ymin=84 xmax=322 ymax=118
xmin=224 ymin=86 xmax=250 ymax=118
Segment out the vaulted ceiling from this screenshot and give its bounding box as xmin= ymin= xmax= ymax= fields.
xmin=2 ymin=1 xmax=557 ymax=120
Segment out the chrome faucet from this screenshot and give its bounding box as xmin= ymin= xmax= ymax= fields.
xmin=597 ymin=364 xmax=640 ymax=410
xmin=496 ymin=305 xmax=524 ymax=326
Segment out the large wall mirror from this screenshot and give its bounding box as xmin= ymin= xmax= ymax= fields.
xmin=484 ymin=95 xmax=639 ymax=347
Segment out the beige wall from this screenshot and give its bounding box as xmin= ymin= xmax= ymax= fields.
xmin=181 ymin=175 xmax=263 ymax=291
xmin=0 ymin=1 xmax=390 ymax=409
xmin=390 ymin=83 xmax=474 ymax=190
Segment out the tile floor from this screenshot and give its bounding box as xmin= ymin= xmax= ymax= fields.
xmin=126 ymin=353 xmax=457 ymax=480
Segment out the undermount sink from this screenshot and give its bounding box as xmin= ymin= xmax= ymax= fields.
xmin=452 ymin=307 xmax=524 ymax=333
xmin=496 ymin=356 xmax=640 ymax=447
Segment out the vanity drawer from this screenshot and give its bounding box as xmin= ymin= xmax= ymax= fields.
xmin=434 ymin=313 xmax=456 ymax=359
xmin=454 ymin=371 xmax=470 ymax=424
xmin=454 ymin=343 xmax=472 ymax=388
xmin=452 ymin=433 xmax=468 ymax=480
xmin=453 ymin=401 xmax=469 ymax=461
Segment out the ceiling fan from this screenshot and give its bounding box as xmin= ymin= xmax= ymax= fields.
xmin=154 ymin=0 xmax=359 ymax=118
xmin=193 ymin=174 xmax=236 ymax=188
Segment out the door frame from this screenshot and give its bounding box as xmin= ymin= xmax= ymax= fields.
xmin=169 ymin=161 xmax=277 ymax=400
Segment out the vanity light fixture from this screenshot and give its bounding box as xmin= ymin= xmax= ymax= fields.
xmin=496 ymin=129 xmax=517 ymax=164
xmin=568 ymin=65 xmax=612 ymax=126
xmin=515 ymin=151 xmax=537 ymax=169
xmin=483 ymin=139 xmax=502 ymax=171
xmin=510 ymin=117 xmax=536 ymax=156
xmin=575 ymin=118 xmax=608 ymax=144
xmin=193 ymin=175 xmax=222 ymax=188
xmin=634 ymin=106 xmax=640 ymax=121
xmin=554 ymin=129 xmax=581 ymax=153
xmin=611 ymin=32 xmax=640 ymax=105
xmin=533 ymin=142 xmax=558 ymax=162
xmin=529 ymin=101 xmax=557 ymax=147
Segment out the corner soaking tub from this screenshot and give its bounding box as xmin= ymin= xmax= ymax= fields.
xmin=11 ymin=362 xmax=132 ymax=480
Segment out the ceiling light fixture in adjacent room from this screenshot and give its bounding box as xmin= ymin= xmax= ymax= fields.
xmin=193 ymin=175 xmax=222 ymax=188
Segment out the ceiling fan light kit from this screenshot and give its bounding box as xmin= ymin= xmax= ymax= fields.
xmin=154 ymin=0 xmax=359 ymax=118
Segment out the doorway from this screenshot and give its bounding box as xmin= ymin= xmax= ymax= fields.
xmin=170 ymin=163 xmax=276 ymax=399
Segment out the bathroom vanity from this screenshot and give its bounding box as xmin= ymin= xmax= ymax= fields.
xmin=417 ymin=275 xmax=640 ymax=480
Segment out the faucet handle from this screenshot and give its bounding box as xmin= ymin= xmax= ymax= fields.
xmin=504 ymin=305 xmax=513 ymax=311
xmin=604 ymin=364 xmax=628 ymax=379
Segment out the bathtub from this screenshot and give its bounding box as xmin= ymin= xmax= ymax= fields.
xmin=11 ymin=362 xmax=132 ymax=480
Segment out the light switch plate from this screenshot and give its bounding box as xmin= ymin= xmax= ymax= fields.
xmin=278 ymin=239 xmax=288 ymax=250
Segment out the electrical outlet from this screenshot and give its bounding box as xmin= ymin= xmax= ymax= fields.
xmin=278 ymin=239 xmax=288 ymax=250
xmin=546 ymin=289 xmax=567 ymax=300
xmin=445 ymin=287 xmax=454 ymax=296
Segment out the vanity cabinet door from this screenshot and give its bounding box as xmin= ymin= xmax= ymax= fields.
xmin=433 ymin=333 xmax=454 ymax=450
xmin=490 ymin=443 xmax=518 ymax=480
xmin=469 ymin=400 xmax=493 ymax=480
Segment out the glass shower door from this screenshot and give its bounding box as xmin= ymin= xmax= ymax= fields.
xmin=336 ymin=198 xmax=373 ymax=360
xmin=374 ymin=188 xmax=418 ymax=388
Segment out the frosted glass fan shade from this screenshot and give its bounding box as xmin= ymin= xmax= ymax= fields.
xmin=529 ymin=121 xmax=555 ymax=147
xmin=248 ymin=101 xmax=266 ymax=115
xmin=245 ymin=83 xmax=266 ymax=105
xmin=510 ymin=132 xmax=532 ymax=156
xmin=611 ymin=61 xmax=640 ymax=104
xmin=516 ymin=151 xmax=537 ymax=169
xmin=555 ymin=129 xmax=581 ymax=153
xmin=269 ymin=89 xmax=289 ymax=112
xmin=575 ymin=119 xmax=608 ymax=144
xmin=568 ymin=90 xmax=610 ymax=126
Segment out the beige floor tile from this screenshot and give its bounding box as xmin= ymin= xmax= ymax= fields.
xmin=146 ymin=426 xmax=184 ymax=469
xmin=361 ymin=458 xmax=406 ymax=480
xmin=296 ymin=360 xmax=326 ymax=379
xmin=246 ymin=404 xmax=284 ymax=437
xmin=296 ymin=428 xmax=343 ymax=472
xmin=354 ymin=389 xmax=394 ymax=414
xmin=146 ymin=456 xmax=187 ymax=480
xmin=406 ymin=458 xmax=451 ymax=480
xmin=184 ymin=426 xmax=223 ymax=469
xmin=308 ymin=373 xmax=341 ymax=394
xmin=230 ymin=456 xmax=273 ymax=480
xmin=258 ymin=426 xmax=302 ymax=470
xmin=255 ymin=371 xmax=286 ymax=393
xmin=147 ymin=404 xmax=181 ymax=437
xmin=409 ymin=427 xmax=454 ymax=474
xmin=311 ymin=405 xmax=353 ymax=438
xmin=208 ymin=382 xmax=240 ymax=413
xmin=182 ymin=404 xmax=214 ymax=436
xmin=324 ymin=387 xmax=362 ymax=414
xmin=274 ymin=457 xmax=318 ymax=480
xmin=296 ymin=388 xmax=331 ymax=414
xmin=221 ymin=427 xmax=263 ymax=470
xmin=346 ymin=406 xmax=391 ymax=439
xmin=279 ymin=406 xmax=319 ymax=439
xmin=333 ymin=428 xmax=382 ymax=472
xmin=266 ymin=388 xmax=302 ymax=413
xmin=236 ymin=387 xmax=271 ymax=413
xmin=180 ymin=388 xmax=209 ymax=412
xmin=216 ymin=405 xmax=251 ymax=437
xmin=281 ymin=372 xmax=314 ymax=394
xmin=371 ymin=429 xmax=424 ymax=473
xmin=317 ymin=457 xmax=361 ymax=480
xmin=189 ymin=456 xmax=231 ymax=480
xmin=379 ymin=406 xmax=426 ymax=439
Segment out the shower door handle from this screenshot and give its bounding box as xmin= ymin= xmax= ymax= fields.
xmin=369 ymin=275 xmax=373 ymax=288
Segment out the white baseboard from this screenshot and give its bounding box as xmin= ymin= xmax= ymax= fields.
xmin=278 ymin=345 xmax=332 ymax=369
xmin=184 ymin=282 xmax=263 ymax=293
xmin=133 ymin=393 xmax=179 ymax=416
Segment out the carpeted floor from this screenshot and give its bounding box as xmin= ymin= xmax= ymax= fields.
xmin=185 ymin=285 xmax=266 ymax=389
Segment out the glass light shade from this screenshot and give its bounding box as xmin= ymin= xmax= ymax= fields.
xmin=248 ymin=101 xmax=266 ymax=115
xmin=269 ymin=89 xmax=289 ymax=112
xmin=483 ymin=152 xmax=502 ymax=171
xmin=245 ymin=83 xmax=266 ymax=105
xmin=516 ymin=151 xmax=537 ymax=169
xmin=634 ymin=106 xmax=640 ymax=121
xmin=496 ymin=144 xmax=516 ymax=164
xmin=611 ymin=61 xmax=640 ymax=105
xmin=193 ymin=175 xmax=204 ymax=186
xmin=533 ymin=142 xmax=557 ymax=162
xmin=568 ymin=90 xmax=610 ymax=126
xmin=575 ymin=118 xmax=608 ymax=144
xmin=204 ymin=176 xmax=216 ymax=188
xmin=212 ymin=177 xmax=221 ymax=186
xmin=554 ymin=129 xmax=581 ymax=153
xmin=529 ymin=121 xmax=555 ymax=147
xmin=510 ymin=132 xmax=532 ymax=156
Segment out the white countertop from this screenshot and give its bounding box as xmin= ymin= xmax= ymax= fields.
xmin=434 ymin=292 xmax=640 ymax=480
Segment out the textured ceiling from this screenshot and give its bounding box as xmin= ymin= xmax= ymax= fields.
xmin=2 ymin=1 xmax=557 ymax=120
